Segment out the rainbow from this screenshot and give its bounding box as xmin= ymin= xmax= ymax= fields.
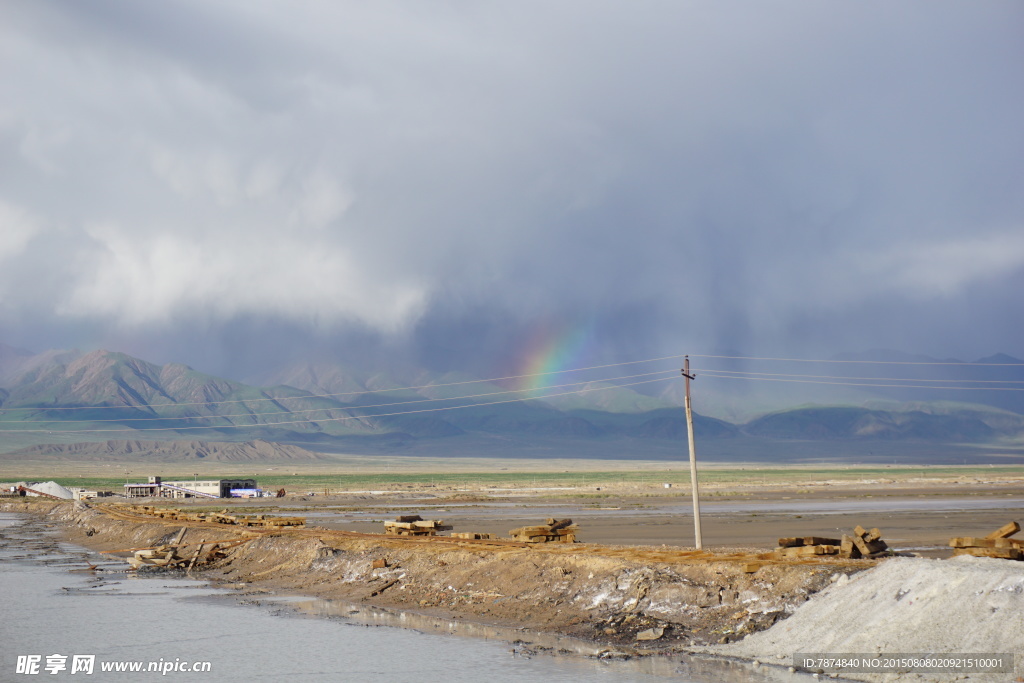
xmin=515 ymin=319 xmax=597 ymax=392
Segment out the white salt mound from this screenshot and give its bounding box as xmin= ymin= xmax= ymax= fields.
xmin=713 ymin=556 xmax=1024 ymax=681
xmin=27 ymin=481 xmax=75 ymax=500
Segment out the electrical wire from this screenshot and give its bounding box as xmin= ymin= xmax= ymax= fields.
xmin=0 ymin=353 xmax=689 ymax=413
xmin=4 ymin=350 xmax=1022 ymax=434
xmin=8 ymin=376 xmax=678 ymax=434
xmin=697 ymin=368 xmax=1024 ymax=384
xmin=0 ymin=369 xmax=678 ymax=424
xmin=698 ymin=371 xmax=1024 ymax=391
xmin=690 ymin=353 xmax=1024 ymax=366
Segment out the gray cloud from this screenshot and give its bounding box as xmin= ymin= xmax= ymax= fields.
xmin=1 ymin=1 xmax=1021 ymax=379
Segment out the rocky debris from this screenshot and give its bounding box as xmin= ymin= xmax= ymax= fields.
xmin=636 ymin=627 xmax=664 ymax=641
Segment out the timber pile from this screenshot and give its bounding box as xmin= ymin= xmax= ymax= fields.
xmin=127 ymin=542 xmax=233 ymax=570
xmin=383 ymin=515 xmax=452 ymax=536
xmin=775 ymin=525 xmax=889 ymax=559
xmin=949 ymin=521 xmax=1023 ymax=561
xmin=450 ymin=532 xmax=495 ymax=540
xmin=509 ymin=518 xmax=578 ymax=543
xmin=119 ymin=505 xmax=304 ymax=529
xmin=123 ymin=528 xmax=232 ymax=570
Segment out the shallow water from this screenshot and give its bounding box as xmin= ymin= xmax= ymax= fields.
xmin=0 ymin=512 xmax=796 ymax=682
xmin=299 ymin=495 xmax=1024 ymax=524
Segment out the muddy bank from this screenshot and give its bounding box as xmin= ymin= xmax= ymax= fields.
xmin=6 ymin=499 xmax=868 ymax=654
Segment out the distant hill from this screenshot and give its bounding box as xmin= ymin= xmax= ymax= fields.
xmin=743 ymin=405 xmax=1021 ymax=442
xmin=1 ymin=344 xmax=1022 ymax=462
xmin=660 ymin=349 xmax=1024 ymax=420
xmin=1 ymin=439 xmax=329 ymax=462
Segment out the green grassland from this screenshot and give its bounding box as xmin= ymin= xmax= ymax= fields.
xmin=11 ymin=464 xmax=1022 ymax=494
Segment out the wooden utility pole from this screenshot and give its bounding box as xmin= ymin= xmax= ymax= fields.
xmin=682 ymin=356 xmax=703 ymax=549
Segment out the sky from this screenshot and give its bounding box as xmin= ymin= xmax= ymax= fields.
xmin=1 ymin=1 xmax=1022 ymax=383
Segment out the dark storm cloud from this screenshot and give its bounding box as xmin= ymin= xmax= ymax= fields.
xmin=0 ymin=1 xmax=1021 ymax=379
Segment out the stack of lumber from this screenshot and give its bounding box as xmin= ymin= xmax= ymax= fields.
xmin=949 ymin=521 xmax=1023 ymax=560
xmin=383 ymin=515 xmax=452 ymax=536
xmin=842 ymin=525 xmax=889 ymax=559
xmin=449 ymin=532 xmax=495 ymax=540
xmin=509 ymin=518 xmax=578 ymax=543
xmin=775 ymin=525 xmax=888 ymax=559
xmin=775 ymin=535 xmax=843 ymax=558
xmin=120 ymin=505 xmax=304 ymax=528
xmin=114 ymin=526 xmax=248 ymax=571
xmin=126 ymin=528 xmax=192 ymax=570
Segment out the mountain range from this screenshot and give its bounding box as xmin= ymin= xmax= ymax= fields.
xmin=1 ymin=343 xmax=1023 ymax=463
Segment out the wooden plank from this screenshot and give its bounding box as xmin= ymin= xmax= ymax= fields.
xmin=864 ymin=528 xmax=882 ymax=543
xmin=367 ymin=578 xmax=401 ymax=597
xmin=851 ymin=534 xmax=873 ymax=557
xmin=776 ymin=544 xmax=840 ymax=557
xmin=952 ymin=547 xmax=1023 ymax=560
xmin=187 ymin=542 xmax=206 ymax=572
xmin=510 ymin=526 xmax=554 ymax=536
xmin=395 ymin=515 xmax=422 ymax=523
xmin=865 ymin=538 xmax=888 ymax=554
xmin=802 ymin=536 xmax=841 ymax=546
xmin=450 ymin=532 xmax=495 ymax=540
xmin=949 ymin=537 xmax=1021 ymax=549
xmin=984 ymin=521 xmax=1021 ymax=540
xmin=840 ymin=535 xmax=862 ymax=559
xmin=853 ymin=525 xmax=869 ymax=539
xmin=777 ymin=537 xmax=805 ymax=548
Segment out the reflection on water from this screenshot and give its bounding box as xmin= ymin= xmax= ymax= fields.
xmin=0 ymin=512 xmax=798 ymax=682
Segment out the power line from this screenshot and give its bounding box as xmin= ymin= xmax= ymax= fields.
xmin=0 ymin=369 xmax=678 ymax=425
xmin=0 ymin=353 xmax=689 ymax=413
xmin=699 ymin=368 xmax=1024 ymax=385
xmin=698 ymin=371 xmax=1024 ymax=392
xmin=8 ymin=376 xmax=678 ymax=434
xmin=691 ymin=353 xmax=1024 ymax=367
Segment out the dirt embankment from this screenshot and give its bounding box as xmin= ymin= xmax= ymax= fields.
xmin=8 ymin=499 xmax=869 ymax=652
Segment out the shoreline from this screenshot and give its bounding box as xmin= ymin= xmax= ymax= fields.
xmin=5 ymin=474 xmax=1023 ymax=681
xmin=2 ymin=498 xmax=865 ymax=657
